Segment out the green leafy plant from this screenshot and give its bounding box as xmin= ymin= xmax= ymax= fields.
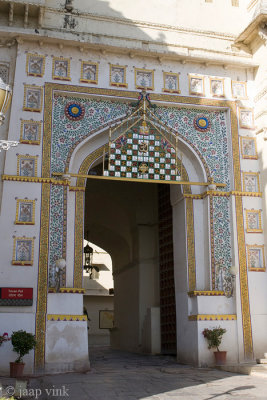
xmin=11 ymin=330 xmax=37 ymax=363
xmin=202 ymin=326 xmax=226 ymax=352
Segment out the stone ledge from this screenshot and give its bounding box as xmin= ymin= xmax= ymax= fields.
xmin=216 ymin=363 xmax=267 ymax=376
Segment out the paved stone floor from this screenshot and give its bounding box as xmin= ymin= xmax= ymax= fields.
xmin=10 ymin=347 xmax=267 ymax=400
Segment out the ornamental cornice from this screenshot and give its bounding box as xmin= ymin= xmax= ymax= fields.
xmin=2 ymin=175 xmax=69 ymax=185
xmin=188 ymin=290 xmax=225 ymax=296
xmin=188 ymin=314 xmax=237 ymax=321
xmin=234 ymin=11 xmax=267 ymax=47
xmin=44 ymin=7 xmax=237 ymax=41
xmin=0 ymin=19 xmax=257 ymax=68
xmin=47 ymin=314 xmax=87 ymax=321
xmin=183 ymin=190 xmax=262 ymax=199
xmin=254 ymin=85 xmax=267 ymax=102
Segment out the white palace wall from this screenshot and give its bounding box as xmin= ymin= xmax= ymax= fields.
xmin=0 ymin=0 xmax=267 ymax=372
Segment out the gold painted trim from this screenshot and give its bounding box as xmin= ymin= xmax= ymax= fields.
xmin=239 ymin=107 xmax=255 ymax=129
xmin=80 ymin=61 xmax=98 ymax=84
xmin=188 ymin=314 xmax=237 ymax=321
xmin=134 ymin=68 xmax=154 ymax=90
xmin=186 ymin=198 xmax=196 ymax=291
xmin=162 ymin=72 xmax=180 ymax=94
xmin=35 ymin=183 xmax=50 ymax=369
xmin=69 ymin=186 xmax=86 ymax=192
xmin=245 ymin=209 xmax=263 ymax=233
xmin=42 ymin=83 xmax=238 ymax=108
xmin=53 ymin=172 xmax=226 ymax=188
xmin=109 ymin=64 xmax=128 ymax=88
xmin=47 ymin=314 xmax=87 ymax=321
xmin=242 ymin=172 xmax=260 ymax=193
xmin=26 ymin=53 xmax=45 ymax=77
xmin=240 ymin=136 xmax=258 ymax=160
xmin=2 ymin=175 xmax=69 ymax=185
xmin=184 ymin=191 xmax=262 ymax=199
xmin=23 ymin=85 xmax=43 ymax=112
xmin=209 ymin=77 xmax=225 ymax=98
xmin=17 ymin=155 xmax=38 ymax=177
xmin=12 ymin=237 xmax=34 ymax=266
xmin=232 ymin=191 xmax=262 ymax=197
xmin=20 ymin=120 xmax=41 ymax=145
xmin=231 ymin=80 xmax=248 ymax=100
xmin=59 ymin=287 xmax=85 ymax=294
xmin=188 ymin=74 xmax=205 ymax=97
xmin=74 ymin=190 xmax=85 ymax=288
xmin=15 ymin=199 xmax=35 ymax=225
xmin=230 ymin=97 xmax=253 ymax=358
xmin=52 ymin=57 xmax=71 ymax=81
xmin=235 ymin=196 xmax=253 ymax=359
xmin=247 ymin=244 xmax=266 ymax=272
xmin=183 ymin=193 xmax=204 ymax=199
xmin=188 ymin=290 xmax=225 ymax=296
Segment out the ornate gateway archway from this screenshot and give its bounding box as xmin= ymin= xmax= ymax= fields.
xmin=34 ymin=83 xmax=253 ymax=371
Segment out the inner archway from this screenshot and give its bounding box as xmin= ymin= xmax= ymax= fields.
xmin=83 ymin=173 xmax=187 ymax=356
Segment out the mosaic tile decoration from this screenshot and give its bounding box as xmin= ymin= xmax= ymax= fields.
xmin=135 ymin=68 xmax=154 ymax=90
xmin=15 ymin=199 xmax=35 ymax=224
xmin=162 ymin=72 xmax=180 ymax=94
xmin=52 ymin=57 xmax=71 ymax=81
xmin=51 ymin=94 xmax=129 ymax=173
xmin=104 ymin=123 xmax=181 ymax=181
xmin=17 ymin=155 xmax=38 ymax=177
xmin=109 ymin=65 xmax=128 ymax=88
xmin=232 ymin=81 xmax=247 ymax=99
xmin=48 ymin=185 xmax=65 ymax=287
xmin=240 ymin=136 xmax=257 ymax=159
xmin=239 ymin=108 xmax=254 ymax=129
xmin=188 ymin=75 xmax=204 ymax=96
xmin=210 ymin=78 xmax=225 ymax=98
xmin=23 ymin=85 xmax=43 ymax=112
xmin=20 ymin=120 xmax=41 ymax=144
xmin=213 ymin=196 xmax=232 ymax=290
xmin=246 ymin=209 xmax=262 ymax=233
xmin=247 ymin=245 xmax=265 ymax=271
xmin=26 ymin=54 xmax=45 ymax=77
xmin=49 ymin=93 xmax=232 ymax=289
xmin=243 ymin=172 xmax=260 ymax=193
xmin=12 ymin=237 xmax=34 ymax=266
xmin=80 ymin=62 xmax=98 ymax=84
xmin=154 ymin=106 xmax=230 ymax=190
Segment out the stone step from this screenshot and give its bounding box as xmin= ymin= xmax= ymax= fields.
xmin=256 ymin=358 xmax=267 ymax=364
xmin=216 ymin=363 xmax=267 ymax=377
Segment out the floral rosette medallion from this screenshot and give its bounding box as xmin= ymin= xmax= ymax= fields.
xmin=65 ymin=102 xmax=85 ymax=121
xmin=194 ymin=116 xmax=210 ymax=132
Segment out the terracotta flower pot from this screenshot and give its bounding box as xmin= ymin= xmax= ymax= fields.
xmin=10 ymin=361 xmax=25 ymax=378
xmin=214 ymin=351 xmax=227 ymax=365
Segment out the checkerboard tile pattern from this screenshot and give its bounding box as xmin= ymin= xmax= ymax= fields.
xmin=104 ymin=128 xmax=180 ymax=181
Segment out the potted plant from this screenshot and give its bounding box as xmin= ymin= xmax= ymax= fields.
xmin=202 ymin=326 xmax=227 ymax=365
xmin=10 ymin=330 xmax=37 ymax=378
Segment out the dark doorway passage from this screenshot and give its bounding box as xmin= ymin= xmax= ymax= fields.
xmin=158 ymin=184 xmax=177 ymax=355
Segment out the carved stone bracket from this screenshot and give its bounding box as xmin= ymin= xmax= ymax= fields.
xmin=258 ymin=23 xmax=267 ymax=44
